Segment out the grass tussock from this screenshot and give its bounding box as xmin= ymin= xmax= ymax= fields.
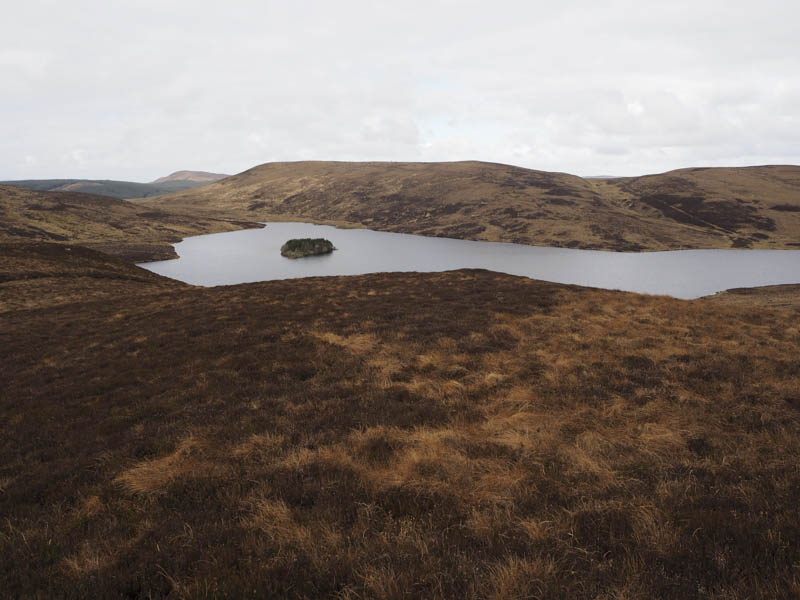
xmin=2 ymin=243 xmax=800 ymax=598
xmin=114 ymin=436 xmax=209 ymax=496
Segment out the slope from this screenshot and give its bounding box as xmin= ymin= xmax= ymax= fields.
xmin=151 ymin=170 xmax=229 ymax=184
xmin=2 ymin=243 xmax=799 ymax=598
xmin=0 ymin=185 xmax=260 ymax=261
xmin=603 ymin=165 xmax=800 ymax=248
xmin=139 ymin=160 xmax=800 ymax=251
xmin=1 ymin=176 xmax=220 ymax=199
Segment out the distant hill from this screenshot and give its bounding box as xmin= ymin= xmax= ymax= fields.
xmin=137 ymin=160 xmax=800 ymax=251
xmin=151 ymin=170 xmax=229 ymax=184
xmin=0 ymin=185 xmax=259 ymax=261
xmin=0 ymin=170 xmax=228 ymax=199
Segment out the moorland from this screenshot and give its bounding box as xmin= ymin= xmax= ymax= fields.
xmin=139 ymin=161 xmax=800 ymax=252
xmin=2 ymin=160 xmax=800 ymax=598
xmin=0 ymin=185 xmax=260 ymax=261
xmin=2 ymin=242 xmax=800 ymax=598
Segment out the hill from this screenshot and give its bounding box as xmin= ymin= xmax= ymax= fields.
xmin=0 ymin=242 xmax=183 ymax=312
xmin=2 ymin=242 xmax=799 ymax=598
xmin=138 ymin=161 xmax=800 ymax=251
xmin=703 ymin=283 xmax=800 ymax=309
xmin=0 ymin=172 xmax=225 ymax=199
xmin=151 ymin=170 xmax=229 ymax=184
xmin=605 ymin=165 xmax=800 ymax=248
xmin=0 ymin=185 xmax=260 ymax=261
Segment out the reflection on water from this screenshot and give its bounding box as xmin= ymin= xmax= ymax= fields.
xmin=139 ymin=222 xmax=800 ymax=299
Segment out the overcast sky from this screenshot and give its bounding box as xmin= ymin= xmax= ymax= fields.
xmin=2 ymin=0 xmax=799 ymax=181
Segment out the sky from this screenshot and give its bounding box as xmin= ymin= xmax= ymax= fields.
xmin=2 ymin=0 xmax=799 ymax=181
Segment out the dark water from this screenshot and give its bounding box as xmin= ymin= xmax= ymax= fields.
xmin=139 ymin=222 xmax=800 ymax=299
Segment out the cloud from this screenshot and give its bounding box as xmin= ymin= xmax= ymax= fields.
xmin=1 ymin=0 xmax=799 ymax=180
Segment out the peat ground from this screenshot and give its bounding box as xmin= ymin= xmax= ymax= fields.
xmin=2 ymin=243 xmax=800 ymax=598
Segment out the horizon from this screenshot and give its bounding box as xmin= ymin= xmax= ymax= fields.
xmin=3 ymin=1 xmax=799 ymax=181
xmin=3 ymin=159 xmax=800 ymax=185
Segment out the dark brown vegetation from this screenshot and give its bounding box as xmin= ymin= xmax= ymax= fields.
xmin=280 ymin=238 xmax=336 ymax=259
xmin=0 ymin=185 xmax=260 ymax=262
xmin=0 ymin=242 xmax=182 ymax=312
xmin=136 ymin=161 xmax=800 ymax=251
xmin=2 ymin=242 xmax=800 ymax=598
xmin=609 ymin=165 xmax=800 ymax=248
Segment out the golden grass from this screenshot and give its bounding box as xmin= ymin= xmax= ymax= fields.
xmin=3 ymin=252 xmax=800 ymax=597
xmin=0 ymin=184 xmax=260 ymax=261
xmin=114 ymin=436 xmax=207 ymax=495
xmin=136 ymin=161 xmax=800 ymax=251
xmin=62 ymin=543 xmax=106 ymax=576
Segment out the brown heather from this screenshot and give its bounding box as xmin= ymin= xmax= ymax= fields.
xmin=137 ymin=161 xmax=800 ymax=251
xmin=0 ymin=185 xmax=261 ymax=262
xmin=2 ymin=242 xmax=800 ymax=598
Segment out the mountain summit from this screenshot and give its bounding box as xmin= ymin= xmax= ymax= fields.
xmin=151 ymin=170 xmax=229 ymax=184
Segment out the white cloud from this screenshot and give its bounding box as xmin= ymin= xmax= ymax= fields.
xmin=1 ymin=0 xmax=799 ymax=180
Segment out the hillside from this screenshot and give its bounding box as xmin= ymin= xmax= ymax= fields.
xmin=0 ymin=185 xmax=260 ymax=261
xmin=0 ymin=242 xmax=183 ymax=312
xmin=605 ymin=165 xmax=800 ymax=248
xmin=151 ymin=170 xmax=229 ymax=184
xmin=139 ymin=161 xmax=800 ymax=251
xmin=2 ymin=242 xmax=799 ymax=598
xmin=0 ymin=173 xmax=224 ymax=199
xmin=703 ymin=283 xmax=800 ymax=309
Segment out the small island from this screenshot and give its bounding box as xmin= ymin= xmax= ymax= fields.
xmin=280 ymin=238 xmax=336 ymax=259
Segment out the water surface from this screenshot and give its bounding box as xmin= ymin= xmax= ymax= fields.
xmin=139 ymin=222 xmax=800 ymax=299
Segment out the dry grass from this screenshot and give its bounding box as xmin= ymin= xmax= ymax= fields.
xmin=703 ymin=283 xmax=800 ymax=311
xmin=136 ymin=161 xmax=800 ymax=251
xmin=2 ymin=242 xmax=800 ymax=598
xmin=0 ymin=184 xmax=260 ymax=261
xmin=114 ymin=436 xmax=211 ymax=495
xmin=0 ymin=242 xmax=184 ymax=314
